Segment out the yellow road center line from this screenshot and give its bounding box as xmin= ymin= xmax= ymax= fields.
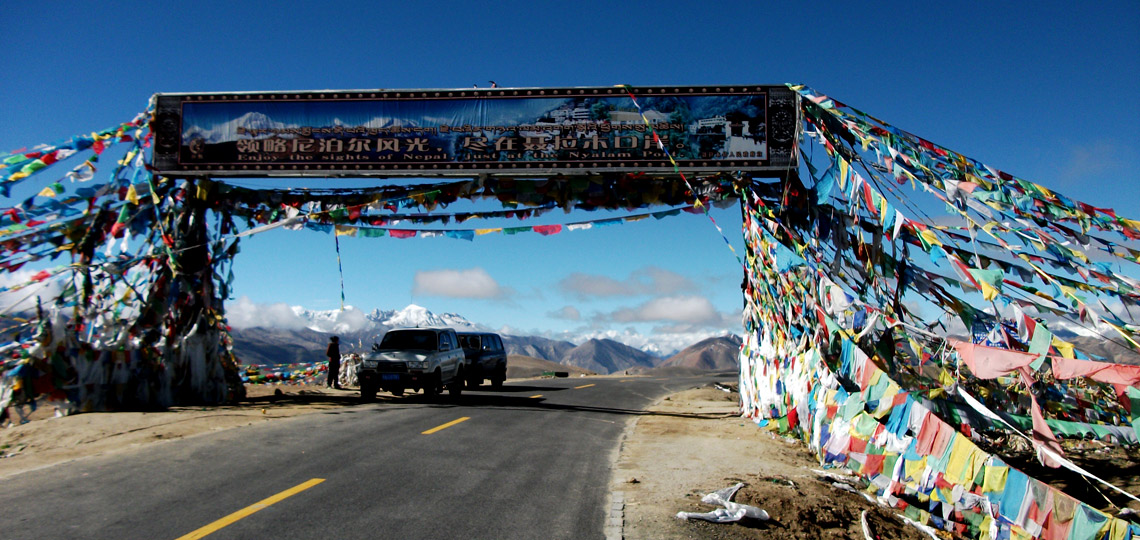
xmin=175 ymin=478 xmax=325 ymax=540
xmin=422 ymin=416 xmax=470 ymax=435
xmin=574 ymin=383 xmax=595 ymax=389
xmin=529 ymin=394 xmax=543 ymax=399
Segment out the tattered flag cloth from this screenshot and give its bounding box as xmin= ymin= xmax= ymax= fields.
xmin=3 ymin=85 xmax=1140 ymax=539
xmin=734 ymin=84 xmax=1140 ymax=540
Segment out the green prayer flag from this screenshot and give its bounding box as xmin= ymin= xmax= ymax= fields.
xmin=1129 ymin=386 xmax=1140 ymax=443
xmin=1028 ymin=324 xmax=1052 ymax=370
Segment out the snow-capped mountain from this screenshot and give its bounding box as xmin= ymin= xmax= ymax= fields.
xmin=290 ymin=305 xmax=367 ymax=334
xmin=290 ymin=304 xmax=487 ymax=334
xmin=183 ymin=112 xmax=287 ymax=143
xmin=365 ymin=304 xmax=488 ymax=330
xmin=182 ymin=113 xmax=418 ymax=144
xmin=231 ymin=302 xmax=743 ymax=371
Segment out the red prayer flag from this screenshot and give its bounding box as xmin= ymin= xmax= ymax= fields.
xmin=532 ymin=224 xmax=562 ymax=236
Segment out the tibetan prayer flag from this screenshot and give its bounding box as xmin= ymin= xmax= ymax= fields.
xmin=814 ymin=162 xmax=838 ymax=204
xmin=110 ymin=205 xmax=131 ymax=238
xmin=532 ymin=224 xmax=562 ymax=236
xmin=951 ymin=340 xmax=1039 ymax=379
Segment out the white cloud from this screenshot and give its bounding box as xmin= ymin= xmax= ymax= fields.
xmin=558 ymin=266 xmax=698 ymax=298
xmin=316 ymin=306 xmax=372 ymax=334
xmin=0 ymin=269 xmax=65 ymax=314
xmin=413 ymin=267 xmax=508 ymax=299
xmin=226 ymin=296 xmax=309 ymax=330
xmin=570 ymin=327 xmax=739 ymax=357
xmin=548 ymin=305 xmax=581 ymax=320
xmin=641 ymin=267 xmax=697 ymax=294
xmin=558 ymin=273 xmax=632 ymax=297
xmin=1056 ymin=139 xmax=1135 ymax=187
xmin=610 ymin=295 xmax=722 ymax=325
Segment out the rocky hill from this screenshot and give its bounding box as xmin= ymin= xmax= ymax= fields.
xmin=502 ymin=335 xmax=577 ymax=363
xmin=229 ymin=304 xmax=740 ymax=375
xmin=559 ymin=338 xmax=662 ymax=374
xmin=506 ymin=355 xmax=595 ymax=379
xmin=655 ymin=335 xmax=742 ymax=371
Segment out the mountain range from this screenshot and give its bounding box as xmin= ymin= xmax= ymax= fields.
xmin=230 ymin=304 xmax=743 ymax=375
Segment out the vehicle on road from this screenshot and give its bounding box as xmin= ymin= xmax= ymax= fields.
xmin=457 ymin=332 xmax=507 ymax=389
xmin=356 ymin=328 xmax=466 ymax=400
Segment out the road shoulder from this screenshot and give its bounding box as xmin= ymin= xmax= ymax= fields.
xmin=613 ymin=384 xmax=925 ymax=540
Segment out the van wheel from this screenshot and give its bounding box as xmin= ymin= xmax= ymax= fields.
xmin=391 ymin=387 xmax=404 ymax=396
xmin=448 ymin=368 xmax=464 ymax=397
xmin=491 ymin=366 xmax=505 ymax=389
xmin=361 ymin=384 xmax=377 ymax=402
xmin=423 ymin=371 xmax=440 ymax=397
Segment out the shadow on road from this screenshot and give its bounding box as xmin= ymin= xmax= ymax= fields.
xmin=241 ymin=377 xmax=738 ymax=421
xmin=242 ymin=383 xmax=566 ymax=407
xmin=426 ymin=393 xmax=739 ymax=420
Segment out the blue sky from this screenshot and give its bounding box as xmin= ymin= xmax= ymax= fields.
xmin=2 ymin=1 xmax=1138 ymax=353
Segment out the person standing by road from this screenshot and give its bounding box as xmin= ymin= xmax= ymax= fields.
xmin=326 ymin=336 xmax=342 ymax=389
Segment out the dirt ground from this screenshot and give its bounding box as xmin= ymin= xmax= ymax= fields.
xmin=2 ymin=378 xmax=1137 ymax=540
xmin=0 ymin=384 xmax=360 ymax=478
xmin=613 ymin=384 xmax=928 ymax=540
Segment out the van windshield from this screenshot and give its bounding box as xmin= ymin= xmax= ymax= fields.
xmin=379 ymin=330 xmax=438 ymax=351
xmin=459 ymin=335 xmax=480 ymax=349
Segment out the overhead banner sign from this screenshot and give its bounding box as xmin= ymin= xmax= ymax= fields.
xmin=151 ymin=85 xmax=799 ymax=177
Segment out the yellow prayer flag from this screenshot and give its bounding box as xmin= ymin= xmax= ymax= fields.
xmin=334 ymin=225 xmax=357 ymax=237
xmin=918 ymin=229 xmax=943 ymax=247
xmin=1051 ymin=336 xmax=1076 ymax=359
xmin=118 ymin=150 xmax=137 ymax=166
xmin=126 ymin=184 xmax=139 ymax=205
xmin=978 ymin=280 xmax=999 ymax=302
xmin=475 ymin=228 xmax=499 ymax=236
xmin=938 ymin=368 xmax=955 ymax=387
xmin=37 ymin=186 xmax=56 ymax=197
xmin=982 ymin=465 xmax=1009 ymax=493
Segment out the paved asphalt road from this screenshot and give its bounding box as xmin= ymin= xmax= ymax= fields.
xmin=0 ymin=373 xmax=733 ymax=539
